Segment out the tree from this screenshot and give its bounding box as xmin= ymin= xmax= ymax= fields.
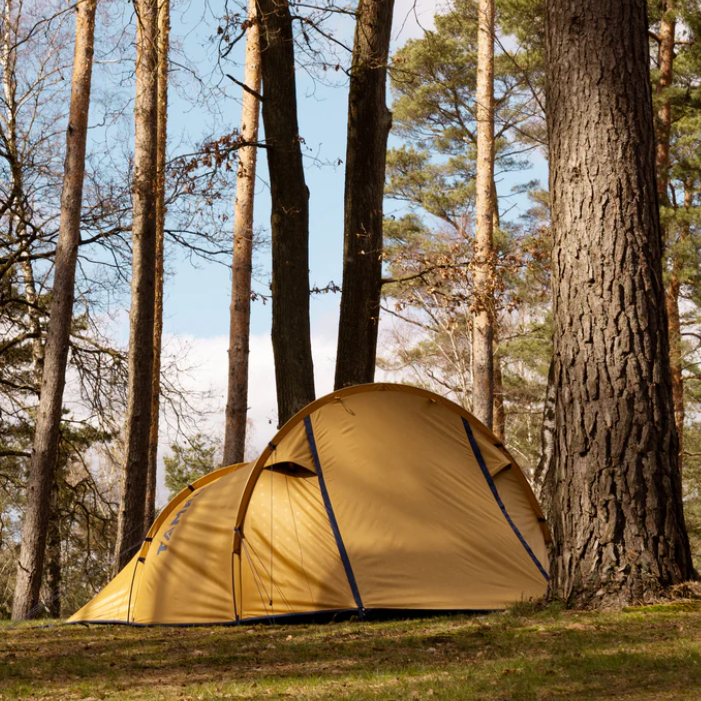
xmin=145 ymin=0 xmax=170 ymax=531
xmin=334 ymin=0 xmax=394 ymax=390
xmin=472 ymin=0 xmax=496 ymax=429
xmin=545 ymin=0 xmax=693 ymax=606
xmin=256 ymin=0 xmax=315 ymax=425
xmin=164 ymin=434 xmax=219 ymax=499
xmin=11 ymin=0 xmax=98 ymax=621
xmin=114 ymin=0 xmax=159 ymax=571
xmin=223 ymin=2 xmax=262 ymax=466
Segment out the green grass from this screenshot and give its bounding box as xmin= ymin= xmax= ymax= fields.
xmin=2 ymin=603 xmax=701 ymax=700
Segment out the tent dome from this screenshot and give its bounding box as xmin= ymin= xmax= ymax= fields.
xmin=69 ymin=383 xmax=550 ymax=625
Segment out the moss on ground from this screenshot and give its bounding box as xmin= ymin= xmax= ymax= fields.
xmin=1 ymin=603 xmax=701 ymax=700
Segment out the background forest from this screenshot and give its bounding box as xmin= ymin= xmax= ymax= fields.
xmin=0 ymin=0 xmax=699 ymax=619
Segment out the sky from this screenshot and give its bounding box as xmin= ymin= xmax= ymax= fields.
xmin=99 ymin=0 xmax=547 ymax=503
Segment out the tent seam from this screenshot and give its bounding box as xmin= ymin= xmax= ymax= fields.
xmin=303 ymin=415 xmax=365 ymax=618
xmin=461 ymin=417 xmax=550 ymax=582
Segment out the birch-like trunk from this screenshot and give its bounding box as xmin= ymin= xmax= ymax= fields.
xmin=471 ymin=0 xmax=495 ymax=429
xmin=223 ymin=2 xmax=261 ymax=465
xmin=114 ymin=0 xmax=159 ymax=571
xmin=11 ymin=0 xmax=98 ymax=620
xmin=145 ymin=0 xmax=170 ymax=531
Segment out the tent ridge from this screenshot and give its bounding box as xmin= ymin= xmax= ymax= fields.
xmin=461 ymin=417 xmax=549 ymax=582
xmin=303 ymin=415 xmax=365 ymax=618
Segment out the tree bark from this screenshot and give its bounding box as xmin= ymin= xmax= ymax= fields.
xmin=493 ymin=339 xmax=505 ymax=442
xmin=223 ymin=3 xmax=261 ymax=465
xmin=665 ymin=185 xmax=690 ymax=461
xmin=655 ymin=0 xmax=675 ymax=213
xmin=533 ymin=356 xmax=556 ymax=518
xmin=115 ymin=0 xmax=159 ymax=572
xmin=472 ymin=0 xmax=496 ymax=429
xmin=256 ymin=0 xmax=315 ymax=425
xmin=145 ymin=0 xmax=169 ymax=531
xmin=334 ymin=0 xmax=394 ymax=390
xmin=11 ymin=0 xmax=98 ymax=620
xmin=44 ymin=470 xmax=62 ymax=619
xmin=545 ymin=0 xmax=693 ymax=607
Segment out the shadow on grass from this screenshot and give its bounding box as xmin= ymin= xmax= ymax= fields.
xmin=1 ymin=608 xmax=701 ymax=700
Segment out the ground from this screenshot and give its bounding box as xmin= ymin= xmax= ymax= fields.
xmin=2 ymin=602 xmax=701 ymax=700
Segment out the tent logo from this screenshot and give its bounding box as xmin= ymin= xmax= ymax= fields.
xmin=156 ymin=487 xmax=208 ymax=555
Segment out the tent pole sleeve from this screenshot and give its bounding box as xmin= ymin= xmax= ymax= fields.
xmin=462 ymin=417 xmax=550 ymax=582
xmin=303 ymin=416 xmax=365 ymax=618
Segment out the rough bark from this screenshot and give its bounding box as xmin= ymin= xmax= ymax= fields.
xmin=223 ymin=3 xmax=261 ymax=466
xmin=471 ymin=0 xmax=496 ymax=429
xmin=145 ymin=0 xmax=169 ymax=531
xmin=44 ymin=472 xmax=62 ymax=619
xmin=256 ymin=0 xmax=315 ymax=425
xmin=11 ymin=0 xmax=97 ymax=620
xmin=545 ymin=0 xmax=694 ymax=607
xmin=115 ymin=0 xmax=159 ymax=572
xmin=334 ymin=0 xmax=394 ymax=390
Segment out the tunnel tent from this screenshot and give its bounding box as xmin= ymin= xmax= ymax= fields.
xmin=68 ymin=383 xmax=550 ymax=626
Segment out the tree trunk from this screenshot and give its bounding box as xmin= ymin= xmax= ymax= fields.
xmin=223 ymin=3 xmax=262 ymax=466
xmin=533 ymin=356 xmax=556 ymax=518
xmin=44 ymin=470 xmax=62 ymax=619
xmin=545 ymin=0 xmax=693 ymax=608
xmin=256 ymin=0 xmax=315 ymax=425
xmin=11 ymin=0 xmax=98 ymax=620
xmin=471 ymin=0 xmax=496 ymax=429
xmin=655 ymin=0 xmax=675 ymax=213
xmin=654 ymin=1 xmax=684 ymax=458
xmin=493 ymin=340 xmax=505 ymax=442
xmin=114 ymin=0 xmax=158 ymax=572
xmin=665 ymin=184 xmax=691 ymax=461
xmin=145 ymin=0 xmax=170 ymax=531
xmin=334 ymin=0 xmax=394 ymax=390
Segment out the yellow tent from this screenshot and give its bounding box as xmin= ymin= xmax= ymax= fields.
xmin=69 ymin=383 xmax=550 ymax=625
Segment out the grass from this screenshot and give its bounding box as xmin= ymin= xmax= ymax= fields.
xmin=2 ymin=602 xmax=701 ymax=700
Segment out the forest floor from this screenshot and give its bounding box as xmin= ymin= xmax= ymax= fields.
xmin=1 ymin=601 xmax=701 ymax=700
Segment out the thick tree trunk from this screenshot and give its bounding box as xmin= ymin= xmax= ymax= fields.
xmin=256 ymin=0 xmax=315 ymax=425
xmin=145 ymin=0 xmax=169 ymax=531
xmin=115 ymin=0 xmax=159 ymax=572
xmin=545 ymin=0 xmax=693 ymax=608
xmin=11 ymin=0 xmax=97 ymax=620
xmin=334 ymin=0 xmax=394 ymax=390
xmin=223 ymin=3 xmax=261 ymax=466
xmin=471 ymin=0 xmax=496 ymax=429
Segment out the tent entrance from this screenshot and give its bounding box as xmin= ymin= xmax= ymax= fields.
xmin=235 ymin=464 xmax=356 ymax=620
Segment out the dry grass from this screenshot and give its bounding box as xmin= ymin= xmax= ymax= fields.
xmin=2 ymin=602 xmax=701 ymax=700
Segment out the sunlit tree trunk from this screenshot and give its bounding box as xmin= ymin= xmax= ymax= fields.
xmin=654 ymin=1 xmax=684 ymax=457
xmin=11 ymin=0 xmax=98 ymax=619
xmin=223 ymin=2 xmax=261 ymax=465
xmin=145 ymin=0 xmax=170 ymax=531
xmin=472 ymin=0 xmax=495 ymax=429
xmin=115 ymin=0 xmax=159 ymax=571
xmin=257 ymin=0 xmax=315 ymax=425
xmin=545 ymin=0 xmax=693 ymax=607
xmin=334 ymin=0 xmax=394 ymax=390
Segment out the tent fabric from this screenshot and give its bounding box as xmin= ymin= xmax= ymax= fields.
xmin=69 ymin=383 xmax=550 ymax=626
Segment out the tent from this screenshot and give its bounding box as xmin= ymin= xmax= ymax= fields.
xmin=69 ymin=383 xmax=550 ymax=625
